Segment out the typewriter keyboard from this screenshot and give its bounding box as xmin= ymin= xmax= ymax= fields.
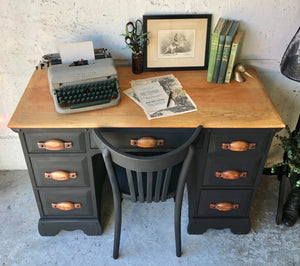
xmin=55 ymin=78 xmax=119 ymax=110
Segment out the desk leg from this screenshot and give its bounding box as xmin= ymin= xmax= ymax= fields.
xmin=38 ymin=218 xmax=102 ymax=236
xmin=187 ymin=217 xmax=251 ymax=234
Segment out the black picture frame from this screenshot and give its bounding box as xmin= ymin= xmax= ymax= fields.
xmin=143 ymin=14 xmax=211 ymax=71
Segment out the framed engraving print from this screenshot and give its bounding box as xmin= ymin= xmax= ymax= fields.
xmin=143 ymin=14 xmax=211 ymax=71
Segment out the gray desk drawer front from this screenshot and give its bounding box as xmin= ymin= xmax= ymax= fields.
xmin=24 ymin=130 xmax=86 ymax=153
xmin=30 ymin=155 xmax=90 ymax=187
xmin=90 ymin=128 xmax=195 ymax=150
xmin=39 ymin=188 xmax=94 ymax=217
xmin=208 ymin=130 xmax=270 ymax=156
xmin=197 ymin=190 xmax=252 ymax=217
xmin=202 ymin=155 xmax=261 ymax=187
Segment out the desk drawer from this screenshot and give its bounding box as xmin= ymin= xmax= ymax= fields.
xmin=90 ymin=128 xmax=195 ymax=150
xmin=39 ymin=188 xmax=94 ymax=217
xmin=24 ymin=129 xmax=86 ymax=153
xmin=208 ymin=129 xmax=270 ymax=156
xmin=197 ymin=190 xmax=252 ymax=217
xmin=30 ymin=155 xmax=90 ymax=187
xmin=202 ymin=155 xmax=261 ymax=187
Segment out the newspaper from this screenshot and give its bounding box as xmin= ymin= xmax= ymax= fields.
xmin=134 ymin=81 xmax=169 ymax=112
xmin=124 ymin=74 xmax=197 ymax=120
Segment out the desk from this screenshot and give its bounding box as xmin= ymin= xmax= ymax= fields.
xmin=8 ymin=67 xmax=284 ymax=235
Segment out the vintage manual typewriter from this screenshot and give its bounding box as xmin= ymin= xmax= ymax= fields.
xmin=40 ymin=48 xmax=121 ymax=114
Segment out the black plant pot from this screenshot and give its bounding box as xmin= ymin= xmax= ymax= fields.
xmin=282 ymin=173 xmax=300 ymax=226
xmin=132 ymin=53 xmax=144 ymax=74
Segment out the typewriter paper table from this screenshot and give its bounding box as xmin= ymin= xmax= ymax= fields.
xmin=8 ymin=67 xmax=284 ymax=236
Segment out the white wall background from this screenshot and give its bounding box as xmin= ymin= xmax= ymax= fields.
xmin=0 ymin=0 xmax=299 ymax=169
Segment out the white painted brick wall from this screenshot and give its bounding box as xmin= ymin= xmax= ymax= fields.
xmin=1 ymin=0 xmax=299 ymax=169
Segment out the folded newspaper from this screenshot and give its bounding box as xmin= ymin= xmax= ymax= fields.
xmin=124 ymin=74 xmax=197 ymax=120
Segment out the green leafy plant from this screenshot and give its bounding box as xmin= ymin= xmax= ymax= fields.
xmin=121 ymin=23 xmax=149 ymax=55
xmin=271 ymin=125 xmax=300 ymax=187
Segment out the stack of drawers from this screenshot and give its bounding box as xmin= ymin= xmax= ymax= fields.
xmin=18 ymin=129 xmax=104 ymax=236
xmin=187 ymin=128 xmax=276 ymax=234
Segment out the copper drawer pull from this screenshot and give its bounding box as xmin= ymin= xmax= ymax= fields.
xmin=215 ymin=170 xmax=248 ymax=180
xmin=222 ymin=141 xmax=256 ymax=151
xmin=51 ymin=202 xmax=81 ymax=211
xmin=44 ymin=171 xmax=77 ymax=181
xmin=209 ymin=202 xmax=240 ymax=211
xmin=37 ymin=139 xmax=73 ymax=150
xmin=130 ymin=137 xmax=165 ymax=148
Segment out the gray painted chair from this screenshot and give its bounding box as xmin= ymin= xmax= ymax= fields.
xmin=92 ymin=126 xmax=202 ymax=259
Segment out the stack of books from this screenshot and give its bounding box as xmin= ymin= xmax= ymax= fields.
xmin=207 ymin=18 xmax=245 ymax=84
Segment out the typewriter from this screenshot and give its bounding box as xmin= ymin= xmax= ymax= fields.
xmin=40 ymin=48 xmax=121 ymax=114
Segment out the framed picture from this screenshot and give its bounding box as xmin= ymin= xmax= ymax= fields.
xmin=143 ymin=14 xmax=211 ymax=71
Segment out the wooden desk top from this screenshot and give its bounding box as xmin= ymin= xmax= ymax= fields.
xmin=8 ymin=66 xmax=284 ymax=129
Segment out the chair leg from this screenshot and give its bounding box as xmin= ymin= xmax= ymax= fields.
xmin=174 ymin=198 xmax=182 ymax=257
xmin=102 ymin=149 xmax=122 ymax=259
xmin=174 ymin=146 xmax=195 ymax=257
xmin=175 ymin=203 xmax=181 ymax=257
xmin=175 ymin=174 xmax=186 ymax=257
xmin=113 ymin=198 xmax=122 ymax=259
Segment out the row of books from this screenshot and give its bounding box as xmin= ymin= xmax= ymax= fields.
xmin=207 ymin=18 xmax=245 ymax=84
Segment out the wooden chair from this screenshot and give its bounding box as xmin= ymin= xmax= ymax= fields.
xmin=92 ymin=126 xmax=202 ymax=259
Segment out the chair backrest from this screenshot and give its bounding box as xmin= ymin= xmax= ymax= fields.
xmin=92 ymin=126 xmax=202 ymax=203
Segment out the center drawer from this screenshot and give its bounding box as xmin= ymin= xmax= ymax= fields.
xmin=90 ymin=128 xmax=195 ymax=150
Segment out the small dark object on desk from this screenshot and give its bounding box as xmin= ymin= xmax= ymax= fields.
xmin=167 ymin=91 xmax=173 ymax=107
xmin=132 ymin=53 xmax=144 ymax=74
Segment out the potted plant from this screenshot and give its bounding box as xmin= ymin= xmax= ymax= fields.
xmin=272 ymin=125 xmax=300 ymax=226
xmin=121 ymin=19 xmax=149 ymax=74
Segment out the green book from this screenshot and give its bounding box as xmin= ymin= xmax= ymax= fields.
xmin=217 ymin=21 xmax=239 ymax=84
xmin=212 ymin=20 xmax=233 ymax=83
xmin=206 ymin=18 xmax=227 ymax=82
xmin=225 ymin=31 xmax=245 ymax=83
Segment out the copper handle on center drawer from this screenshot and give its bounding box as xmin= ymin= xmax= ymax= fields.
xmin=222 ymin=141 xmax=256 ymax=151
xmin=44 ymin=171 xmax=77 ymax=181
xmin=130 ymin=137 xmax=165 ymax=148
xmin=37 ymin=139 xmax=73 ymax=150
xmin=51 ymin=202 xmax=81 ymax=211
xmin=215 ymin=170 xmax=248 ymax=180
xmin=209 ymin=202 xmax=240 ymax=211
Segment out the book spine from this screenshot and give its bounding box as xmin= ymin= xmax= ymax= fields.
xmin=212 ymin=35 xmax=225 ymax=83
xmin=217 ymin=36 xmax=233 ymax=84
xmin=207 ymin=33 xmax=220 ymax=82
xmin=224 ymin=42 xmax=238 ymax=83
